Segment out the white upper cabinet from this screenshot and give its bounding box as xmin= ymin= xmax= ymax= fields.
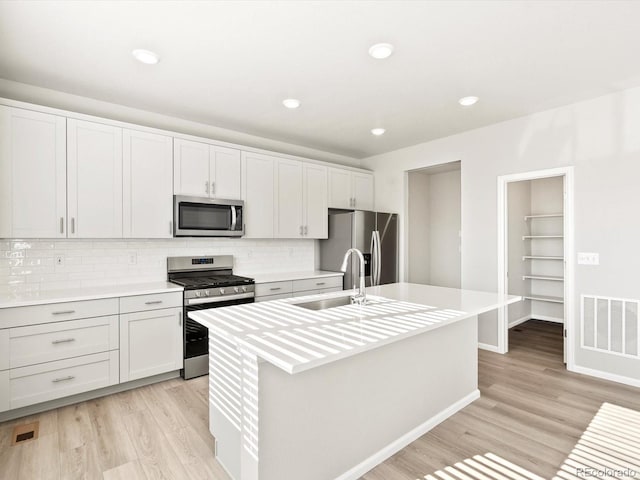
xmin=328 ymin=167 xmax=374 ymax=210
xmin=0 ymin=107 xmax=66 ymax=238
xmin=242 ymin=152 xmax=275 ymax=238
xmin=303 ymin=163 xmax=328 ymax=239
xmin=123 ymin=129 xmax=173 ymax=238
xmin=210 ymin=146 xmax=241 ymax=199
xmin=67 ymin=119 xmax=123 ymax=238
xmin=275 ymin=159 xmax=304 ymax=238
xmin=351 ymin=171 xmax=374 ymax=210
xmin=174 ymin=139 xmax=241 ymax=199
xmin=173 ymin=139 xmax=209 ymax=197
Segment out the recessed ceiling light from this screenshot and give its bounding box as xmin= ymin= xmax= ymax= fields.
xmin=282 ymin=98 xmax=301 ymax=109
xmin=459 ymin=96 xmax=479 ymax=106
xmin=371 ymin=128 xmax=386 ymax=136
xmin=132 ymin=49 xmax=160 ymax=65
xmin=368 ymin=43 xmax=394 ymax=60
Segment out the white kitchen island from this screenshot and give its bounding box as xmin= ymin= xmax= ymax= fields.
xmin=190 ymin=283 xmax=520 ymax=480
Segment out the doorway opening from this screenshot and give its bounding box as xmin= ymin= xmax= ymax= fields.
xmin=497 ymin=167 xmax=574 ymax=367
xmin=406 ymin=161 xmax=461 ymax=288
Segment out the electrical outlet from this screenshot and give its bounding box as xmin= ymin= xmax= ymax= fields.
xmin=577 ymin=252 xmax=599 ymax=265
xmin=55 ymin=255 xmax=64 ymax=266
xmin=128 ymin=253 xmax=137 ymax=265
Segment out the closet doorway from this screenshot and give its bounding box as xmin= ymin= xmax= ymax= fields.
xmin=497 ymin=167 xmax=575 ymax=366
xmin=406 ymin=161 xmax=461 ymax=288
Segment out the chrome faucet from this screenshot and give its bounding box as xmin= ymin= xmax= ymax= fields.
xmin=340 ymin=248 xmax=367 ymax=305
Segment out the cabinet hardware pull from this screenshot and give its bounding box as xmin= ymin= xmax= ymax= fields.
xmin=299 ymin=225 xmax=303 ymax=236
xmin=211 ymin=181 xmax=215 ymax=195
xmin=60 ymin=217 xmax=64 ymax=234
xmin=169 ymin=221 xmax=173 ymax=234
xmin=71 ymin=217 xmax=75 ymax=234
xmin=52 ymin=310 xmax=75 ymax=315
xmin=316 ymin=282 xmax=326 ymax=286
xmin=353 ymin=198 xmax=356 ymax=207
xmin=270 ymin=287 xmax=281 ymax=291
xmin=178 ymin=310 xmax=182 ymax=327
xmin=51 ymin=338 xmax=75 ymax=344
xmin=304 ymin=225 xmax=308 ymax=235
xmin=205 ymin=181 xmax=209 ymax=194
xmin=145 ymin=300 xmax=163 ymax=305
xmin=52 ymin=375 xmax=75 ymax=383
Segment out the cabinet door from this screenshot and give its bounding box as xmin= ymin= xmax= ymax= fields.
xmin=352 ymin=172 xmax=374 ymax=210
xmin=303 ymin=164 xmax=328 ymax=238
xmin=173 ymin=138 xmax=210 ymax=197
xmin=210 ymin=146 xmax=241 ymax=199
xmin=123 ymin=129 xmax=173 ymax=238
xmin=0 ymin=107 xmax=66 ymax=238
xmin=120 ymin=307 xmax=183 ymax=382
xmin=328 ymin=167 xmax=352 ymax=209
xmin=67 ymin=119 xmax=123 ymax=238
xmin=275 ymin=158 xmax=304 ymax=238
xmin=241 ymin=152 xmax=275 ymax=238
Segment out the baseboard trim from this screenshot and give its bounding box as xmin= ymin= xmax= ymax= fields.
xmin=531 ymin=315 xmax=564 ymax=324
xmin=571 ymin=365 xmax=640 ymax=388
xmin=335 ymin=389 xmax=480 ymax=480
xmin=478 ymin=342 xmax=500 ymax=353
xmin=508 ymin=315 xmax=531 ymax=329
xmin=0 ymin=370 xmax=180 ymax=422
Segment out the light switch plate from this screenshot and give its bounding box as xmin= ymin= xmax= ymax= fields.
xmin=577 ymin=252 xmax=599 ymax=265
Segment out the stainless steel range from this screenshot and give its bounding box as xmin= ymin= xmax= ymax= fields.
xmin=167 ymin=255 xmax=255 ymax=379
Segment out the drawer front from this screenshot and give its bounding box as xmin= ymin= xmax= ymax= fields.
xmin=119 ymin=291 xmax=182 ymax=314
xmin=292 ymin=287 xmax=343 ymax=298
xmin=255 ymin=292 xmax=293 ymax=303
xmin=255 ymin=281 xmax=293 ymax=298
xmin=0 ymin=298 xmax=118 ymax=329
xmin=10 ymin=351 xmax=119 ymax=410
xmin=292 ymin=276 xmax=343 ymax=293
xmin=9 ymin=316 xmax=118 ymax=369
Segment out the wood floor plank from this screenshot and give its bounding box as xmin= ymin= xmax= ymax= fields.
xmin=59 ymin=441 xmax=103 ymax=480
xmin=102 ymin=459 xmax=149 ymax=480
xmin=57 ymin=402 xmax=94 ymax=452
xmin=19 ymin=433 xmax=61 ymax=480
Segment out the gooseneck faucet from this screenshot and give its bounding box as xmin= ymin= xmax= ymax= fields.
xmin=340 ymin=248 xmax=367 ymax=305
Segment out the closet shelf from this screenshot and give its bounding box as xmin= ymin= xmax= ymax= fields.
xmin=523 ymin=275 xmax=564 ymax=282
xmin=522 ymin=235 xmax=563 ymax=239
xmin=523 ymin=255 xmax=564 ymax=260
xmin=524 ymin=214 xmax=563 ymax=220
xmin=523 ymin=295 xmax=564 ymax=304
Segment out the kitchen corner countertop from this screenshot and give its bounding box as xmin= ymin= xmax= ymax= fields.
xmin=190 ymin=282 xmax=520 ymax=375
xmin=241 ymin=270 xmax=343 ymax=284
xmin=0 ymin=282 xmax=184 ymax=309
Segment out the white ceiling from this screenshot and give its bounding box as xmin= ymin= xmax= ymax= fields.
xmin=2 ymin=1 xmax=640 ymax=159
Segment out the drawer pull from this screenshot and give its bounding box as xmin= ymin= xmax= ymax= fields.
xmin=51 ymin=338 xmax=76 ymax=345
xmin=52 ymin=310 xmax=76 ymax=315
xmin=316 ymin=282 xmax=326 ymax=286
xmin=144 ymin=300 xmax=163 ymax=305
xmin=52 ymin=375 xmax=75 ymax=383
xmin=270 ymin=287 xmax=281 ymax=291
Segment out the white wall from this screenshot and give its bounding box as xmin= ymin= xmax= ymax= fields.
xmin=0 ymin=238 xmax=315 ymax=296
xmin=365 ymin=85 xmax=640 ymax=383
xmin=407 ymin=172 xmax=430 ymax=284
xmin=507 ymin=180 xmax=531 ymax=326
xmin=0 ymin=79 xmax=360 ymax=168
xmin=428 ymin=169 xmax=461 ymax=288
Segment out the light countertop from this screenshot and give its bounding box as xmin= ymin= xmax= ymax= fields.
xmin=241 ymin=270 xmax=343 ymax=284
xmin=0 ymin=282 xmax=183 ymax=309
xmin=190 ymin=282 xmax=520 ymax=375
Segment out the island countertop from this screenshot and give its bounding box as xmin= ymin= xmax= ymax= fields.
xmin=189 ymin=282 xmax=520 ymax=374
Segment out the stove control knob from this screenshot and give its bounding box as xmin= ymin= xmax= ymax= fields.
xmin=205 ymin=290 xmax=210 ymax=296
xmin=195 ymin=291 xmax=201 ymax=297
xmin=234 ymin=287 xmax=239 ymax=293
xmin=242 ymin=286 xmax=247 ymax=293
xmin=219 ymin=288 xmax=225 ymax=295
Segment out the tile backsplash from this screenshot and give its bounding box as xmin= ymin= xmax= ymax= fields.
xmin=0 ymin=238 xmax=315 ymax=295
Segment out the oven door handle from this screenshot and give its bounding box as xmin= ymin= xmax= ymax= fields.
xmin=185 ymin=292 xmax=254 ymax=306
xmin=230 ymin=206 xmax=237 ymax=231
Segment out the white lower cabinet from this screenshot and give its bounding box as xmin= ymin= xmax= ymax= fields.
xmin=119 ymin=307 xmax=183 ymax=382
xmin=254 ymin=274 xmax=344 ymax=303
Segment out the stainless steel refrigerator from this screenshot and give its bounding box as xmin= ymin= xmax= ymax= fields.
xmin=319 ymin=210 xmax=398 ymax=289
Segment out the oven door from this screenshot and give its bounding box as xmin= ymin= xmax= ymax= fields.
xmin=174 ymin=195 xmax=244 ymax=237
xmin=184 ymin=296 xmax=255 ymax=359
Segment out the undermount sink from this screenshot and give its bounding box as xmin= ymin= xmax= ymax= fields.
xmin=292 ymin=294 xmax=388 ymax=311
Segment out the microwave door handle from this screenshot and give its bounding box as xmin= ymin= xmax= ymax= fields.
xmin=230 ymin=206 xmax=237 ymax=231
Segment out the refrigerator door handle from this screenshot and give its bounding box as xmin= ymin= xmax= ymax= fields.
xmin=370 ymin=231 xmax=377 ymax=286
xmin=375 ymin=230 xmax=382 ymax=285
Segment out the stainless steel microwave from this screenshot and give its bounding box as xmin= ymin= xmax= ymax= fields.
xmin=173 ymin=196 xmax=244 ymax=237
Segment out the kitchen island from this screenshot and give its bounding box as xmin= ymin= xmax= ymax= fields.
xmin=190 ymin=283 xmax=520 ymax=480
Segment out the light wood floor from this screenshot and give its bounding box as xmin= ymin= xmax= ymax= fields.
xmin=1 ymin=320 xmax=638 ymax=480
